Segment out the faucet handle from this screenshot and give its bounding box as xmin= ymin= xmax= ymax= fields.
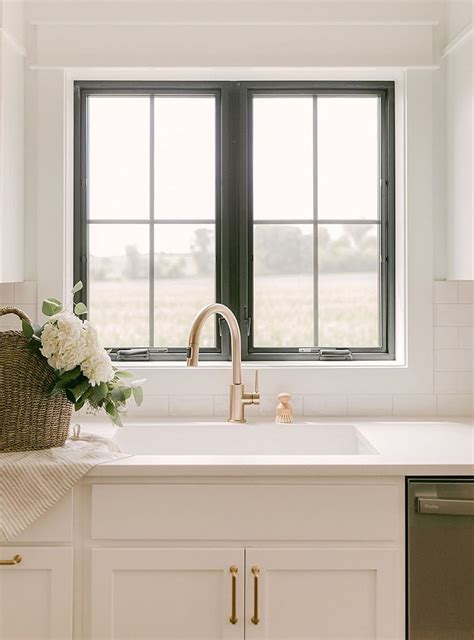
xmin=252 ymin=370 xmax=260 ymax=405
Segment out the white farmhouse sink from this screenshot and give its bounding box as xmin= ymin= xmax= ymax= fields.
xmin=112 ymin=422 xmax=379 ymax=456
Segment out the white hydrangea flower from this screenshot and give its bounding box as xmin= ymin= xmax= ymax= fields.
xmin=83 ymin=320 xmax=101 ymax=353
xmin=81 ymin=350 xmax=114 ymax=386
xmin=41 ymin=312 xmax=86 ymax=372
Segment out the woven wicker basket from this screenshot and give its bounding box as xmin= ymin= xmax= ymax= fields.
xmin=0 ymin=307 xmax=72 ymax=452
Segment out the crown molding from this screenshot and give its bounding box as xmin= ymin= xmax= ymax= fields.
xmin=0 ymin=28 xmax=27 ymax=57
xmin=30 ymin=19 xmax=438 ymax=27
xmin=442 ymin=24 xmax=473 ymax=58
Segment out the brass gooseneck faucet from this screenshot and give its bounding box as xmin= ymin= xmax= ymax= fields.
xmin=186 ymin=303 xmax=260 ymax=423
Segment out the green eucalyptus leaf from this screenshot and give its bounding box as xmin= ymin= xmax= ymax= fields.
xmin=42 ymin=297 xmax=62 ymax=317
xmin=132 ymin=386 xmax=144 ymax=407
xmin=58 ymin=366 xmax=82 ymax=386
xmin=74 ymin=397 xmax=86 ymax=411
xmin=69 ymin=379 xmax=91 ymax=401
xmin=105 ymin=401 xmax=117 ymax=418
xmin=49 ymin=381 xmax=64 ymax=397
xmin=111 ymin=412 xmax=123 ymax=427
xmin=110 ymin=387 xmax=127 ymax=402
xmin=65 ymin=388 xmax=76 ymax=404
xmin=22 ymin=320 xmax=34 ymax=339
xmin=32 ymin=323 xmax=43 ymax=337
xmin=114 ymin=369 xmax=134 ymax=379
xmin=74 ymin=302 xmax=88 ymax=316
xmin=90 ymin=382 xmax=108 ymax=404
xmin=71 ymin=281 xmax=83 ymax=294
xmin=129 ymin=378 xmax=146 ymax=388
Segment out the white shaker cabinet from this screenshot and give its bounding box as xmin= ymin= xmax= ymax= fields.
xmin=90 ymin=548 xmax=245 ymax=640
xmin=0 ymin=478 xmax=404 ymax=639
xmin=88 ymin=547 xmax=401 ymax=640
xmin=0 ymin=547 xmax=73 ymax=640
xmin=245 ymin=548 xmax=400 ymax=640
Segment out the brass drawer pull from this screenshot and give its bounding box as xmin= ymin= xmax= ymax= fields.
xmin=0 ymin=554 xmax=22 ymax=566
xmin=251 ymin=565 xmax=260 ymax=625
xmin=229 ymin=565 xmax=238 ymax=624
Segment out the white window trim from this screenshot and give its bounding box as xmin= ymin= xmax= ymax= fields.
xmin=35 ymin=67 xmax=434 ymax=395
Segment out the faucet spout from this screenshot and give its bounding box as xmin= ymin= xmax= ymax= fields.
xmin=186 ymin=303 xmax=242 ymax=385
xmin=186 ymin=303 xmax=258 ymax=422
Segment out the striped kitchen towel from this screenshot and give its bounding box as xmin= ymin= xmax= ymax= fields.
xmin=0 ymin=428 xmax=129 ymax=543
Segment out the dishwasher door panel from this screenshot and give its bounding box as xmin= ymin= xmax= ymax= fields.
xmin=408 ymin=479 xmax=474 ymax=640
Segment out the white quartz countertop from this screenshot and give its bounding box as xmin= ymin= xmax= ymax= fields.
xmin=81 ymin=417 xmax=474 ymax=477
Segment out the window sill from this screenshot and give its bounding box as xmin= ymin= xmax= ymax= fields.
xmin=114 ymin=358 xmax=407 ymax=371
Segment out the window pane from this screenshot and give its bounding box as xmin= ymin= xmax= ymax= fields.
xmin=253 ymin=97 xmax=313 ymax=220
xmin=154 ymin=224 xmax=215 ymax=347
xmin=318 ymin=224 xmax=380 ymax=347
xmin=89 ymin=97 xmax=149 ymax=220
xmin=254 ymin=224 xmax=313 ymax=347
xmin=154 ymin=97 xmax=216 ymax=219
xmin=89 ymin=224 xmax=149 ymax=347
xmin=317 ymin=96 xmax=379 ymax=220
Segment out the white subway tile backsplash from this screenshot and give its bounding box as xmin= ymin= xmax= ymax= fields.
xmin=303 ymin=395 xmax=348 ymax=417
xmin=0 ymin=303 xmax=36 ymax=329
xmin=434 ymin=280 xmax=458 ymax=303
xmin=18 ymin=303 xmax=37 ymax=323
xmin=437 ymin=394 xmax=473 ymax=417
xmin=434 ymin=371 xmax=458 ymax=393
xmin=213 ymin=395 xmax=229 ymax=417
xmin=434 ymin=349 xmax=472 ymax=372
xmin=435 ymin=303 xmax=473 ymax=327
xmin=347 ymin=395 xmax=393 ymax=417
xmin=457 ymin=373 xmax=474 ymax=394
xmin=459 ymin=327 xmax=474 ymax=349
xmin=458 ymin=281 xmax=474 ymax=304
xmin=393 ymin=394 xmax=437 ymax=417
xmin=14 ymin=281 xmax=37 ymax=304
xmin=434 ymin=326 xmax=458 ymax=349
xmin=169 ymin=395 xmax=215 ymax=417
xmin=0 ymin=283 xmax=14 ymax=303
xmin=125 ymin=395 xmax=169 ymax=418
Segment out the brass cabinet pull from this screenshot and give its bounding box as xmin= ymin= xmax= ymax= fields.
xmin=229 ymin=565 xmax=238 ymax=624
xmin=251 ymin=565 xmax=260 ymax=625
xmin=0 ymin=554 xmax=22 ymax=566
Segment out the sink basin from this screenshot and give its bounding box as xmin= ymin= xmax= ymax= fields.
xmin=112 ymin=422 xmax=379 ymax=456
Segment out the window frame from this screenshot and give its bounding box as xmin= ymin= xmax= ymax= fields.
xmin=74 ymin=80 xmax=395 ymax=362
xmin=238 ymin=81 xmax=395 ymax=361
xmin=74 ymin=81 xmax=236 ymax=361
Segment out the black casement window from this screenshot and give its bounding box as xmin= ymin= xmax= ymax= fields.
xmin=74 ymin=81 xmax=395 ymax=361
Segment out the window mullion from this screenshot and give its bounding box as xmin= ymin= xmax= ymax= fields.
xmin=149 ymin=95 xmax=155 ymax=347
xmin=312 ymin=94 xmax=319 ymax=347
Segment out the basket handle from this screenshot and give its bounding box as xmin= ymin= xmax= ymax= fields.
xmin=0 ymin=306 xmax=32 ymax=326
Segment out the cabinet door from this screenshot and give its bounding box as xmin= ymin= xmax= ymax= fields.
xmin=90 ymin=548 xmax=244 ymax=640
xmin=245 ymin=549 xmax=401 ymax=640
xmin=0 ymin=547 xmax=73 ymax=640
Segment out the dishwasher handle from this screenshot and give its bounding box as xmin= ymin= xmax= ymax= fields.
xmin=416 ymin=497 xmax=474 ymax=517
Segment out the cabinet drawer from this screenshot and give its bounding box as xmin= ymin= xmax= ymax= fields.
xmin=91 ymin=483 xmax=399 ymax=541
xmin=10 ymin=491 xmax=73 ymax=543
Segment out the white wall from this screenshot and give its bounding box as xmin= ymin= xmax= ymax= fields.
xmin=5 ymin=0 xmax=470 ymax=416
xmin=444 ymin=1 xmax=473 ymax=280
xmin=0 ymin=0 xmax=25 ymax=282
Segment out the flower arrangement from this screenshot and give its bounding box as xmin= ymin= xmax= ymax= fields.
xmin=21 ymin=282 xmax=144 ymax=426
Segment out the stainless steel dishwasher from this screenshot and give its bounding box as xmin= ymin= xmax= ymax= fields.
xmin=407 ymin=478 xmax=474 ymax=639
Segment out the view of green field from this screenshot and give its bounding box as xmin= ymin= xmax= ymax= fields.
xmin=89 ymin=272 xmax=379 ymax=350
